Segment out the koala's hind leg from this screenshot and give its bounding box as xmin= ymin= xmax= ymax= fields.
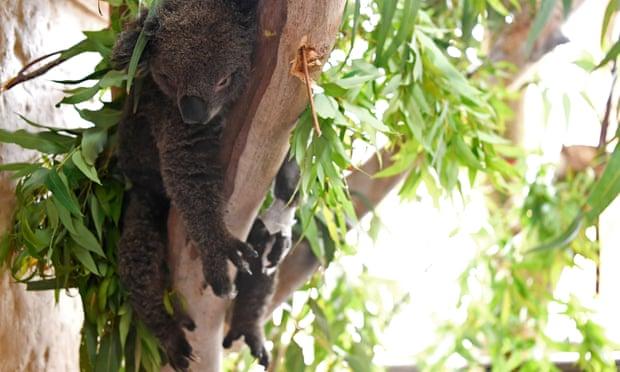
xmin=118 ymin=189 xmax=194 ymax=371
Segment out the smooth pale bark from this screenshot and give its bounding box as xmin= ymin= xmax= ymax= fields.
xmin=0 ymin=1 xmax=107 ymax=371
xmin=166 ymin=1 xmax=346 ymax=371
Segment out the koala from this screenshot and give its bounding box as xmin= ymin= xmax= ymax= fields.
xmin=111 ymin=0 xmax=259 ymax=370
xmin=224 ymin=156 xmax=301 ymax=368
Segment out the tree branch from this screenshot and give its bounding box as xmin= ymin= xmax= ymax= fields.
xmin=266 ymin=147 xmax=409 ymax=317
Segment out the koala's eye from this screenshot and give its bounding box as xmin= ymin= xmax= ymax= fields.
xmin=215 ymin=74 xmax=232 ymax=92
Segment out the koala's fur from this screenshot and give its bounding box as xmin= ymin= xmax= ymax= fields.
xmin=112 ymin=1 xmax=259 ymax=370
xmin=223 ymin=157 xmax=301 ymax=368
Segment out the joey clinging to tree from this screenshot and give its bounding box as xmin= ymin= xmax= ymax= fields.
xmin=224 ymin=156 xmax=301 ymax=368
xmin=111 ymin=0 xmax=259 ymax=370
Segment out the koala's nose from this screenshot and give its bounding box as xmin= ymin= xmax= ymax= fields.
xmin=179 ymin=95 xmax=209 ymax=124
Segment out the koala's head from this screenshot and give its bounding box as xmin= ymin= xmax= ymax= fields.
xmin=112 ymin=0 xmax=258 ymax=125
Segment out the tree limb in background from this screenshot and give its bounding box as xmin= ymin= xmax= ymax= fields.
xmin=266 ymin=147 xmax=409 ymax=318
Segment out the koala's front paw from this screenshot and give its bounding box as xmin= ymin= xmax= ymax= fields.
xmin=202 ymin=238 xmax=258 ymax=297
xmin=223 ymin=325 xmax=269 ymax=368
xmin=161 ymin=323 xmax=194 ymax=372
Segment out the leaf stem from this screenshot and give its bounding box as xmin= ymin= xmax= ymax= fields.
xmin=301 ymin=46 xmax=322 ymax=137
xmin=1 ymin=50 xmax=69 ymax=92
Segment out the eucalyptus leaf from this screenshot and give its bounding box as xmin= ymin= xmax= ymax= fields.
xmin=586 ymin=144 xmax=620 ymax=221
xmin=45 ymin=169 xmax=82 ymax=216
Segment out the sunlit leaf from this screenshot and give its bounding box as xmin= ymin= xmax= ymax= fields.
xmin=585 ymin=144 xmax=620 ymax=221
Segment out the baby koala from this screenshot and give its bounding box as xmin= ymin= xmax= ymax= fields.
xmin=224 ymin=156 xmax=301 ymax=368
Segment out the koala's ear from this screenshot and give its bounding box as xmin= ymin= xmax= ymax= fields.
xmin=232 ymin=0 xmax=259 ymax=14
xmin=111 ymin=9 xmax=160 ymax=70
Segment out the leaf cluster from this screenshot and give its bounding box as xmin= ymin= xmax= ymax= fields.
xmin=0 ymin=1 xmax=165 ymax=371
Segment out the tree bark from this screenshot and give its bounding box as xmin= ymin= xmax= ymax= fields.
xmin=0 ymin=1 xmax=107 ymax=371
xmin=166 ymin=1 xmax=346 ymax=371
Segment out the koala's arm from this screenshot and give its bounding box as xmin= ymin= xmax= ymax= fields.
xmin=156 ymin=118 xmax=256 ymax=296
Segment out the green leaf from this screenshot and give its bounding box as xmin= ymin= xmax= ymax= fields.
xmin=525 ymin=0 xmax=558 ymax=55
xmin=375 ymin=0 xmax=398 ymax=64
xmin=26 ymin=278 xmax=64 ymax=291
xmin=601 ymin=0 xmax=620 ymax=45
xmin=0 ymin=162 xmax=39 ymax=172
xmin=343 ymin=102 xmax=391 ymax=132
xmin=95 ymin=330 xmax=121 ymax=372
xmin=461 ymin=0 xmax=477 ymax=42
xmin=379 ymin=0 xmax=420 ymax=65
xmin=531 ymin=213 xmax=583 ymax=251
xmin=0 ymin=128 xmax=75 ymax=154
xmin=341 ymin=0 xmax=361 ymax=67
xmin=597 ymin=38 xmax=620 ymax=69
xmin=163 ymin=291 xmax=174 ymax=315
xmin=285 ymin=341 xmax=305 ymax=372
xmin=80 ymin=323 xmax=97 ymax=371
xmin=59 ymin=85 xmax=100 ymax=105
xmin=78 ymin=108 xmax=122 ymax=129
xmin=53 ymin=197 xmax=77 ymax=234
xmin=314 ymin=94 xmax=340 ymax=119
xmin=81 ymin=128 xmax=108 ymax=165
xmin=127 ymin=0 xmax=162 ymax=92
xmin=90 ymin=194 xmax=105 ymax=241
xmin=53 ymin=69 xmax=110 ymax=85
xmin=454 ymin=137 xmax=483 ymax=170
xmin=99 ymin=70 xmax=128 ymax=88
xmin=71 ymin=220 xmax=105 ymax=258
xmin=82 ymin=29 xmax=117 ymax=56
xmin=334 ymin=70 xmax=384 ymax=89
xmin=98 ymin=277 xmax=111 ymax=312
xmin=119 ymin=304 xmax=133 ymax=350
xmin=45 ymin=198 xmax=59 ymax=230
xmin=18 ymin=114 xmax=83 ymax=134
xmin=72 ymin=151 xmax=102 ymax=184
xmin=70 ymin=239 xmax=100 ymax=275
xmin=45 ymin=170 xmax=82 ymax=216
xmin=0 ymin=234 xmax=10 ymax=265
xmin=585 ymin=145 xmax=620 ymax=221
xmin=488 ymin=0 xmax=509 ymax=15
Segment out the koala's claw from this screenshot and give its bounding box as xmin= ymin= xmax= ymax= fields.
xmin=162 ymin=324 xmax=194 ymax=372
xmin=176 ymin=310 xmax=196 ymax=332
xmin=202 ymin=238 xmax=257 ymax=297
xmin=223 ymin=327 xmax=269 ymax=369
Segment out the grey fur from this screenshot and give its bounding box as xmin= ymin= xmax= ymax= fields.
xmin=112 ymin=0 xmax=258 ymax=370
xmin=224 ymin=157 xmax=301 ymax=369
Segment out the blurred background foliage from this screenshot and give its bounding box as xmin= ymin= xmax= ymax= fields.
xmin=0 ymin=0 xmax=620 ymax=371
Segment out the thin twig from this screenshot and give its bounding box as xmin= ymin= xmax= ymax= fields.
xmin=1 ymin=50 xmax=68 ymax=93
xmin=301 ymin=46 xmax=322 ymax=136
xmin=598 ymin=60 xmax=617 ymax=150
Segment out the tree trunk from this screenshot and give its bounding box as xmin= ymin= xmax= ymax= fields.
xmin=0 ymin=1 xmax=107 ymax=371
xmin=166 ymin=1 xmax=346 ymax=371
